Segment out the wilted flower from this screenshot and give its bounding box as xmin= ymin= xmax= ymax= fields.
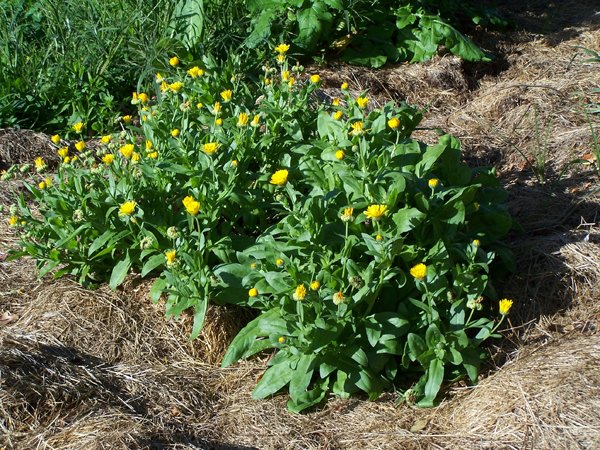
xmin=333 ymin=290 xmax=345 ymax=305
xmin=410 ymin=263 xmax=427 ymax=281
xmin=364 ymin=204 xmax=388 ymax=220
xmin=499 ymin=298 xmax=513 ymax=315
xmin=213 ymin=102 xmax=221 ymax=115
xmin=140 ymin=236 xmax=154 ymax=250
xmin=119 ymin=200 xmax=137 ymax=216
xmin=293 ymin=284 xmax=307 ymax=301
xmin=72 ymin=209 xmax=84 ymax=223
xmin=182 ymin=196 xmax=200 ymax=215
xmin=166 ymin=226 xmax=180 ymax=239
xmin=270 ymin=169 xmax=289 ymax=186
xmin=388 ymin=117 xmax=400 ymax=129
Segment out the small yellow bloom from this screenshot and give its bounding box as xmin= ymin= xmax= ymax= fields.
xmin=8 ymin=215 xmax=18 ymax=227
xmin=196 ymin=102 xmax=203 ymax=109
xmin=251 ymin=114 xmax=260 ymax=127
xmin=275 ymin=258 xmax=284 ymax=267
xmin=119 ymin=201 xmax=137 ymax=216
xmin=250 ymin=262 xmax=257 ymax=269
xmin=147 ymin=151 xmax=158 ymax=159
xmin=388 ymin=117 xmax=400 ymax=129
xmin=364 ymin=204 xmax=387 ymax=220
xmin=264 ymin=78 xmax=272 ymax=85
xmin=72 ymin=122 xmax=84 ymax=132
xmin=472 ymin=239 xmax=481 ymax=247
xmin=333 ymin=290 xmax=345 ymax=305
xmin=100 ymin=135 xmax=112 ymax=144
xmin=57 ymin=147 xmax=69 ymax=158
xmin=171 ymin=129 xmax=180 ymax=138
xmin=288 ymin=77 xmax=295 ymax=87
xmin=231 ymin=159 xmax=238 ymax=167
xmin=187 ymin=66 xmax=204 ymax=78
xmin=169 ymin=56 xmax=179 ymax=67
xmin=122 ymin=115 xmax=132 ymax=124
xmin=356 ymin=96 xmax=369 ymax=108
xmin=237 ymin=112 xmax=249 ymax=127
xmin=182 ymin=196 xmax=201 ymax=215
xmin=248 ymin=287 xmax=259 ymax=297
xmin=102 ymin=154 xmax=115 ymax=165
xmin=310 ymin=74 xmax=321 ymax=84
xmin=340 ymin=207 xmax=354 ymax=222
xmin=499 ymin=298 xmax=513 ymax=315
xmin=333 ymin=110 xmax=343 ymax=121
xmin=276 ymin=54 xmax=285 ymax=64
xmin=213 ymin=101 xmax=221 ymax=115
xmin=410 ymin=263 xmax=427 ymax=281
xmin=169 ymin=82 xmax=183 ymax=93
xmin=160 ymin=81 xmax=168 ymax=92
xmin=138 ymin=92 xmax=149 ymax=103
xmin=332 ymin=97 xmax=340 ymax=106
xmin=341 ymin=82 xmax=349 ymax=90
xmin=335 ymin=150 xmax=345 ymax=160
xmin=349 ymin=121 xmax=364 ymax=136
xmin=34 ymin=157 xmax=46 ymax=171
xmin=63 ymin=156 xmax=71 ymax=164
xmin=281 ymin=70 xmax=290 ymax=82
xmin=156 ymin=72 xmax=164 ymax=83
xmin=428 ymin=178 xmax=439 ymax=189
xmin=310 ymin=280 xmax=320 ymax=291
xmin=71 ymin=155 xmax=78 ymax=163
xmin=38 ymin=180 xmax=47 ymax=190
xmin=119 ymin=144 xmax=134 ymax=159
xmin=215 ymin=118 xmax=223 ymax=126
xmin=376 ymin=234 xmax=383 ymax=241
xmin=274 ymin=43 xmax=290 ymax=54
xmin=51 ymin=134 xmax=60 ymax=144
xmin=165 ymin=249 xmax=177 ymax=267
xmin=270 ymin=169 xmax=289 ymax=186
xmin=278 ymin=336 xmax=286 ymax=344
xmin=203 ymin=142 xmax=219 ymax=155
xmin=220 ymin=89 xmax=232 ymax=102
xmin=131 ymin=152 xmax=141 ymax=164
xmin=293 ymin=284 xmax=307 ymax=301
xmin=75 ymin=141 xmax=86 ymax=152
xmin=145 ymin=140 xmax=153 ymax=151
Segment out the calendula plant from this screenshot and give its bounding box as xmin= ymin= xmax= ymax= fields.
xmin=8 ymin=46 xmax=513 ymax=412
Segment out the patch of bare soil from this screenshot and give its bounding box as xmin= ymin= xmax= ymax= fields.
xmin=2 ymin=1 xmax=600 ymax=448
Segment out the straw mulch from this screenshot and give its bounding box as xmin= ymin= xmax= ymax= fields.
xmin=2 ymin=1 xmax=600 ymax=448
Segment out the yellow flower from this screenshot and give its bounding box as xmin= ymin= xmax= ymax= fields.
xmin=145 ymin=140 xmax=153 ymax=151
xmin=213 ymin=101 xmax=221 ymax=115
xmin=281 ymin=70 xmax=290 ymax=81
xmin=499 ymin=298 xmax=513 ymax=315
xmin=275 ymin=258 xmax=284 ymax=267
xmin=156 ymin=72 xmax=164 ymax=83
xmin=264 ymin=77 xmax=272 ymax=85
xmin=278 ymin=336 xmax=286 ymax=344
xmin=341 ymin=82 xmax=349 ymax=90
xmin=215 ymin=118 xmax=223 ymax=126
xmin=72 ymin=122 xmax=84 ymax=132
xmin=472 ymin=239 xmax=481 ymax=247
xmin=376 ymin=234 xmax=383 ymax=241
xmin=203 ymin=142 xmax=219 ymax=155
xmin=251 ymin=114 xmax=260 ymax=127
xmin=182 ymin=196 xmax=201 ymax=215
xmin=388 ymin=117 xmax=400 ymax=129
xmin=274 ymin=43 xmax=290 ymax=54
xmin=428 ymin=178 xmax=439 ymax=189
xmin=276 ymin=54 xmax=285 ymax=64
xmin=8 ymin=215 xmax=18 ymax=227
xmin=137 ymin=92 xmax=149 ymax=104
xmin=187 ymin=66 xmax=204 ymax=78
xmin=293 ymin=284 xmax=307 ymax=301
xmin=171 ymin=129 xmax=180 ymax=138
xmin=332 ymin=97 xmax=340 ymax=106
xmin=120 ymin=144 xmax=134 ymax=159
xmin=72 ymin=155 xmax=78 ymax=163
xmin=310 ymin=74 xmax=321 ymax=84
xmin=333 ymin=290 xmax=345 ymax=305
xmin=51 ymin=134 xmax=60 ymax=144
xmin=364 ymin=204 xmax=387 ymax=220
xmin=131 ymin=152 xmax=141 ymax=164
xmin=333 ymin=110 xmax=343 ymax=121
xmin=231 ymin=159 xmax=238 ymax=167
xmin=270 ymin=169 xmax=288 ymax=186
xmin=248 ymin=287 xmax=258 ymax=297
xmin=288 ymin=77 xmax=295 ymax=87
xmin=169 ymin=56 xmax=179 ymax=67
xmin=63 ymin=156 xmax=71 ymax=164
xmin=102 ymin=154 xmax=115 ymax=165
xmin=349 ymin=121 xmax=364 ymax=136
xmin=165 ymin=250 xmax=177 ymax=267
xmin=57 ymin=147 xmax=69 ymax=158
xmin=147 ymin=151 xmax=158 ymax=159
xmin=34 ymin=157 xmax=46 ymax=171
xmin=310 ymin=280 xmax=320 ymax=291
xmin=340 ymin=207 xmax=354 ymax=222
xmin=75 ymin=141 xmax=86 ymax=152
xmin=122 ymin=115 xmax=132 ymax=124
xmin=237 ymin=112 xmax=249 ymax=127
xmin=196 ymin=102 xmax=203 ymax=109
xmin=119 ymin=201 xmax=137 ymax=216
xmin=410 ymin=263 xmax=427 ymax=281
xmin=220 ymin=89 xmax=232 ymax=102
xmin=356 ymin=96 xmax=369 ymax=108
xmin=335 ymin=150 xmax=345 ymax=160
xmin=160 ymin=81 xmax=168 ymax=92
xmin=100 ymin=135 xmax=112 ymax=144
xmin=38 ymin=180 xmax=47 ymax=190
xmin=169 ymin=82 xmax=183 ymax=93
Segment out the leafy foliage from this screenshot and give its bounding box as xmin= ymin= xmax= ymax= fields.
xmin=8 ymin=49 xmax=513 ymax=411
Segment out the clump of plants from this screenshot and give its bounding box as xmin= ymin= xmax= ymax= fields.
xmin=8 ymin=46 xmax=514 ymax=412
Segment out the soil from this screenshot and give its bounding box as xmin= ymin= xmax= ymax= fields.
xmin=1 ymin=1 xmax=600 ymax=449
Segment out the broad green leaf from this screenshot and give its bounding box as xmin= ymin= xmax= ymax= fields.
xmin=141 ymin=254 xmax=165 ymax=277
xmin=252 ymin=359 xmax=295 ymax=399
xmin=150 ymin=278 xmax=167 ymax=303
xmin=189 ymin=297 xmax=208 ymax=340
xmin=418 ymin=358 xmax=444 ymax=406
xmin=109 ymin=253 xmax=131 ymax=290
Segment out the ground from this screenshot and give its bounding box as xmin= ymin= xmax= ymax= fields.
xmin=1 ymin=1 xmax=600 ymax=449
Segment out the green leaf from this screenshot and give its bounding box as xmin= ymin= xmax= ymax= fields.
xmin=418 ymin=358 xmax=444 ymax=406
xmin=392 ymin=207 xmax=426 ymax=233
xmin=287 ymin=378 xmax=328 ymax=413
xmin=407 ymin=333 xmax=426 ymax=361
xmin=150 ymin=278 xmax=167 ymax=303
xmin=289 ymin=354 xmax=315 ymax=402
xmin=109 ymin=253 xmax=131 ymax=290
xmin=141 ymin=254 xmax=165 ymax=277
xmin=189 ymin=297 xmax=208 ymax=340
xmin=252 ymin=359 xmax=296 ymax=399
